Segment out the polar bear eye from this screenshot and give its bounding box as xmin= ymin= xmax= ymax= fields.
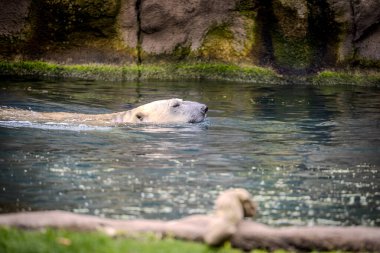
xmin=172 ymin=102 xmax=180 ymax=108
xmin=136 ymin=113 xmax=144 ymax=121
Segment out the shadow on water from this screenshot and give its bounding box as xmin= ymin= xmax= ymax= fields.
xmin=0 ymin=79 xmax=379 ymax=226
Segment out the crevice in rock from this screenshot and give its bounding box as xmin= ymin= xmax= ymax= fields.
xmin=306 ymin=0 xmax=340 ymax=70
xmin=349 ymin=0 xmax=358 ymax=61
xmin=354 ymin=21 xmax=380 ymax=43
xmin=135 ymin=0 xmax=142 ymax=79
xmin=254 ymin=0 xmax=275 ymax=67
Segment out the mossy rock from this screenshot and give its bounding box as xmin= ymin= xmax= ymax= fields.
xmin=197 ymin=19 xmax=256 ymax=63
xmin=36 ymin=0 xmax=121 ymax=43
xmin=198 ymin=24 xmax=234 ymax=60
xmin=236 ymin=0 xmax=257 ymax=18
xmin=312 ymin=70 xmax=380 ymax=86
xmin=14 ymin=0 xmax=131 ymax=63
xmin=271 ymin=31 xmax=315 ymax=71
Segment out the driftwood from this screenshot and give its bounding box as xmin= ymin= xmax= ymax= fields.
xmin=0 ymin=210 xmax=379 ymax=252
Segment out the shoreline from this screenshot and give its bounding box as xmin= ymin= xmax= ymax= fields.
xmin=1 ymin=61 xmax=379 ymax=86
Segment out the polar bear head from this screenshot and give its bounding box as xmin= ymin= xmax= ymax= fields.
xmin=214 ymin=188 xmax=256 ymax=223
xmin=115 ymin=98 xmax=208 ymax=124
xmin=204 ymin=188 xmax=256 ymax=246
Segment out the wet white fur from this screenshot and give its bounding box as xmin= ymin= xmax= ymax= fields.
xmin=204 ymin=188 xmax=256 ymax=246
xmin=0 ymin=98 xmax=207 ymax=125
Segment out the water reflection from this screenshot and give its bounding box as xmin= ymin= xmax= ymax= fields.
xmin=0 ymin=79 xmax=379 ymax=226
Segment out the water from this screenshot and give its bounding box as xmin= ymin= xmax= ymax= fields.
xmin=0 ymin=78 xmax=379 ymax=226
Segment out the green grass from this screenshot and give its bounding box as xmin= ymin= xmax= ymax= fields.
xmin=0 ymin=60 xmax=282 ymax=83
xmin=0 ymin=227 xmax=348 ymax=253
xmin=160 ymin=63 xmax=282 ymax=83
xmin=0 ymin=227 xmax=279 ymax=253
xmin=312 ymin=70 xmax=380 ymax=86
xmin=0 ymin=61 xmax=138 ymax=81
xmin=0 ymin=60 xmax=379 ymax=86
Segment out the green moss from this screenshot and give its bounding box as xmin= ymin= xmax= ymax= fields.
xmin=272 ymin=32 xmax=315 ymax=70
xmin=269 ymin=0 xmax=318 ymax=71
xmin=1 ymin=60 xmax=378 ymax=86
xmin=172 ymin=63 xmax=280 ymax=83
xmin=197 ymin=19 xmax=256 ymax=63
xmin=0 ymin=60 xmax=282 ymax=83
xmin=198 ymin=24 xmax=235 ymax=61
xmin=65 ymin=64 xmax=138 ymax=81
xmin=0 ymin=61 xmax=142 ymax=81
xmin=236 ymin=0 xmax=256 ymax=12
xmin=352 ymin=58 xmax=380 ymax=69
xmin=137 ymin=62 xmax=282 ymax=83
xmin=235 ymin=0 xmax=257 ymax=19
xmin=0 ymin=61 xmax=63 ymax=76
xmin=312 ymin=70 xmax=380 ymax=86
xmin=211 ymin=24 xmax=235 ymax=40
xmin=173 ymin=45 xmax=191 ymax=60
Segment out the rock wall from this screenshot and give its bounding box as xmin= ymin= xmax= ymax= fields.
xmin=327 ymin=0 xmax=380 ymax=66
xmin=0 ymin=0 xmax=379 ymax=72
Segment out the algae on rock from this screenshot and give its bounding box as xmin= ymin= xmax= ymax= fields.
xmin=197 ymin=18 xmax=256 ymax=63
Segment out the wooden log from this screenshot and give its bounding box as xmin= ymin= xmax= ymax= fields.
xmin=0 ymin=210 xmax=379 ymax=252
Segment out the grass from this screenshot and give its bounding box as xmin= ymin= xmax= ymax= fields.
xmin=312 ymin=69 xmax=380 ymax=86
xmin=0 ymin=227 xmax=286 ymax=253
xmin=0 ymin=60 xmax=281 ymax=83
xmin=160 ymin=63 xmax=282 ymax=83
xmin=0 ymin=61 xmax=139 ymax=81
xmin=0 ymin=60 xmax=379 ymax=86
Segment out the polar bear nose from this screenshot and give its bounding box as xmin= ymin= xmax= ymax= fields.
xmin=201 ymin=105 xmax=208 ymax=114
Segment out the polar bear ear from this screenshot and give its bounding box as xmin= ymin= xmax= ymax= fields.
xmin=232 ymin=188 xmax=256 ymax=218
xmin=242 ymin=199 xmax=256 ymax=218
xmin=169 ymin=98 xmax=183 ymax=108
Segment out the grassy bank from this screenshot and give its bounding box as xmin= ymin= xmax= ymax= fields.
xmin=0 ymin=227 xmax=281 ymax=253
xmin=0 ymin=60 xmax=379 ymax=85
xmin=311 ymin=70 xmax=380 ymax=86
xmin=0 ymin=61 xmax=139 ymax=81
xmin=0 ymin=61 xmax=281 ymax=83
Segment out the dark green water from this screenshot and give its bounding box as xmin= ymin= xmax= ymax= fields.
xmin=0 ymin=79 xmax=379 ymax=226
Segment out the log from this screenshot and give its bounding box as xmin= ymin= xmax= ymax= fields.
xmin=0 ymin=210 xmax=379 ymax=252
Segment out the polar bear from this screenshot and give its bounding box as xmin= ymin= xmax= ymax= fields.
xmin=0 ymin=98 xmax=208 ymax=126
xmin=204 ymin=188 xmax=256 ymax=246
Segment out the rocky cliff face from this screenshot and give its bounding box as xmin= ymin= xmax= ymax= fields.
xmin=0 ymin=0 xmax=379 ymax=73
xmin=328 ymin=0 xmax=380 ymax=66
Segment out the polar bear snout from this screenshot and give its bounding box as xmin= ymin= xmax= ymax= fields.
xmin=201 ymin=105 xmax=208 ymax=114
xmin=193 ymin=104 xmax=208 ymax=123
xmin=180 ymin=100 xmax=208 ymax=123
